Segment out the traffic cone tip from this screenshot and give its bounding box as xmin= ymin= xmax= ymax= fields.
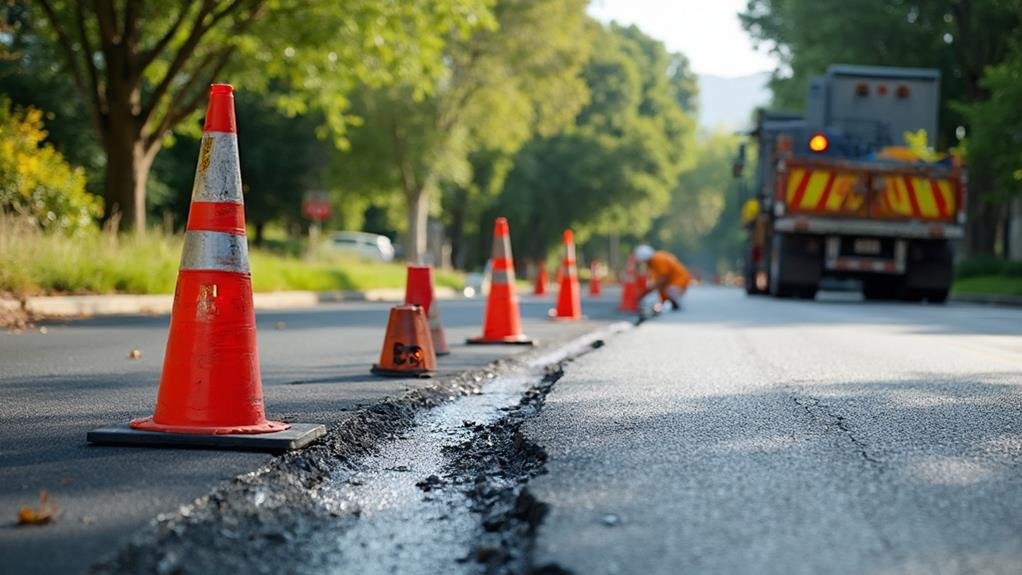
xmin=203 ymin=83 xmax=237 ymax=133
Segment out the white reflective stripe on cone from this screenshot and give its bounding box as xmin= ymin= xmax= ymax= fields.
xmin=191 ymin=132 xmax=244 ymax=204
xmin=491 ymin=269 xmax=515 ymax=285
xmin=179 ymin=230 xmax=251 ymax=273
xmin=493 ymin=236 xmax=511 ymax=259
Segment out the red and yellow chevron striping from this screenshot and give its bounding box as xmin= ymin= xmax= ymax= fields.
xmin=783 ymin=166 xmax=956 ymax=220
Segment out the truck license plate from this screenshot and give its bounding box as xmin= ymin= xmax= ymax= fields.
xmin=853 ymin=238 xmax=882 ymax=255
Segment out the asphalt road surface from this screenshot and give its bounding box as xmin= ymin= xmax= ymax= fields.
xmin=0 ymin=293 xmax=621 ymax=575
xmin=4 ymin=285 xmax=1022 ymax=574
xmin=527 ymin=287 xmax=1022 ymax=574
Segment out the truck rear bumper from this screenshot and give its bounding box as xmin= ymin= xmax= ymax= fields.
xmin=774 ymin=217 xmax=963 ymax=239
xmin=825 ymin=237 xmax=906 ymax=275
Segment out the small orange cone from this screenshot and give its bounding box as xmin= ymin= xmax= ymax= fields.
xmin=372 ymin=305 xmax=437 ymax=377
xmin=534 ymin=263 xmax=548 ymax=296
xmin=588 ymin=260 xmax=602 ymax=297
xmin=617 ymin=254 xmax=640 ymax=313
xmin=404 ymin=265 xmax=449 ymax=356
xmin=468 ymin=217 xmax=533 ymax=345
xmin=552 ymin=229 xmax=582 ymax=320
xmin=87 ymin=84 xmax=323 ymax=451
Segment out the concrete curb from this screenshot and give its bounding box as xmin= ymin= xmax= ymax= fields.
xmin=3 ymin=287 xmax=460 ymax=319
xmin=951 ymin=293 xmax=1022 ymax=307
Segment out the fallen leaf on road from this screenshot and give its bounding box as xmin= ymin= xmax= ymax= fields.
xmin=17 ymin=491 xmax=58 ymax=526
xmin=128 ymin=349 xmax=141 ymax=360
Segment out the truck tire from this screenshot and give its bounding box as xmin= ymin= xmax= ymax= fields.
xmin=772 ymin=284 xmax=795 ymax=298
xmin=796 ymin=286 xmax=818 ymax=300
xmin=903 ymin=239 xmax=953 ymax=305
xmin=769 ymin=233 xmax=821 ymax=299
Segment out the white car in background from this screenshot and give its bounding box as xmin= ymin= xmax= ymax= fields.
xmin=327 ymin=231 xmax=396 ymax=262
xmin=462 ymin=259 xmax=492 ymax=298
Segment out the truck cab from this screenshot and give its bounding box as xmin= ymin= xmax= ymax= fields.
xmin=737 ymin=65 xmax=966 ymax=302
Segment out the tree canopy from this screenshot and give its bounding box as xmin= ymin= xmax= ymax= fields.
xmin=328 ymin=0 xmax=592 ymax=262
xmin=5 ymin=0 xmax=493 ymax=230
xmin=496 ymin=22 xmax=696 ymax=260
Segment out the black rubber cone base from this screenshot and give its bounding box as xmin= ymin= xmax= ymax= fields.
xmin=466 ymin=335 xmax=535 ymax=346
xmin=86 ymin=423 xmax=325 ymax=452
xmin=370 ymin=365 xmax=434 ymax=378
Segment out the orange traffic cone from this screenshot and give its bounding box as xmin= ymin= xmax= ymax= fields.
xmin=617 ymin=253 xmax=640 ymax=313
xmin=589 ymin=260 xmax=602 ymax=297
xmin=552 ymin=229 xmax=583 ymax=320
xmin=534 ymin=264 xmax=548 ymax=296
xmin=405 ymin=265 xmax=449 ymax=355
xmin=372 ymin=305 xmax=437 ymax=377
xmin=87 ymin=84 xmax=324 ymax=451
xmin=468 ymin=217 xmax=533 ymax=345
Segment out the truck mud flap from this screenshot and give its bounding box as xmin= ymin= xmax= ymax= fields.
xmin=770 ymin=233 xmax=823 ymax=298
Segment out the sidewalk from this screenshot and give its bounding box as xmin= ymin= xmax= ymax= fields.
xmin=951 ymin=292 xmax=1022 ymax=307
xmin=1 ymin=287 xmax=460 ymax=319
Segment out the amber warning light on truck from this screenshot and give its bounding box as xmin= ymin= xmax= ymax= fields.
xmin=808 ymin=133 xmax=829 ymax=153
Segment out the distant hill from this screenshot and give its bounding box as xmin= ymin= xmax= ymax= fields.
xmin=697 ymin=72 xmax=772 ymax=132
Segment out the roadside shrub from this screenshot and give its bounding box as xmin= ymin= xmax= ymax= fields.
xmin=956 ymin=256 xmax=1022 ymax=279
xmin=0 ymin=98 xmax=101 ymax=235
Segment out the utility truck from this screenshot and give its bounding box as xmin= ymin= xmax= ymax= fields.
xmin=734 ymin=65 xmax=966 ymax=302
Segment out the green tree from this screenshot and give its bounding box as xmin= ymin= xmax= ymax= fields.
xmin=235 ymin=90 xmax=332 ymax=245
xmin=964 ymin=40 xmax=1022 ymax=218
xmin=497 ymin=22 xmax=696 ymax=260
xmin=651 ymin=133 xmax=746 ymax=272
xmin=15 ymin=0 xmax=492 ymax=232
xmin=740 ymin=0 xmax=1022 ymax=256
xmin=333 ymin=0 xmax=591 ymax=263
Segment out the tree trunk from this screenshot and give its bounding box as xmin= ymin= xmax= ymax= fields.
xmin=101 ymin=75 xmax=152 ymax=232
xmin=253 ymin=221 xmax=266 ymax=247
xmin=103 ymin=127 xmax=150 ymax=232
xmin=448 ymin=189 xmax=467 ymax=269
xmin=405 ymin=187 xmax=430 ymax=264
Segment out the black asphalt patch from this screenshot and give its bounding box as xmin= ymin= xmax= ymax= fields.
xmin=86 ymin=423 xmax=326 ymax=452
xmin=87 ymin=331 xmax=620 ymax=575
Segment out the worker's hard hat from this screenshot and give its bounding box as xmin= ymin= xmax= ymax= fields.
xmin=634 ymin=244 xmax=655 ymax=263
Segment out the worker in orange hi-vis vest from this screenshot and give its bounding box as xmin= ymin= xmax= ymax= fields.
xmin=634 ymin=244 xmax=690 ymax=311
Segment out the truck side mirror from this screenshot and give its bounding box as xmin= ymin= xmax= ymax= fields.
xmin=731 ymin=143 xmax=746 ymax=179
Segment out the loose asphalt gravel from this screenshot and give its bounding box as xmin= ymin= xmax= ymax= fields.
xmin=525 ymin=286 xmax=1022 ymax=574
xmin=0 ymin=293 xmax=621 ymax=575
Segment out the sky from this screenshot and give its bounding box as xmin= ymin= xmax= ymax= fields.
xmin=587 ymin=0 xmax=778 ymax=78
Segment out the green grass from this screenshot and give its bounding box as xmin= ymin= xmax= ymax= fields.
xmin=0 ymin=217 xmax=463 ymax=297
xmin=953 ymin=276 xmax=1022 ymax=297
xmin=956 ymin=256 xmax=1022 ymax=279
xmin=951 ymin=256 xmax=1022 ymax=297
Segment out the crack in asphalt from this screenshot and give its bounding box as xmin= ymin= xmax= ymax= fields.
xmin=441 ymin=364 xmax=564 ymax=574
xmin=88 ymin=362 xmax=523 ymax=575
xmin=89 ymin=326 xmax=627 ymax=575
xmin=790 ymin=394 xmax=884 ymax=466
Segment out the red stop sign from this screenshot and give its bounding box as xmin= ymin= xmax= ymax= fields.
xmin=302 ymin=199 xmax=331 ymax=222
